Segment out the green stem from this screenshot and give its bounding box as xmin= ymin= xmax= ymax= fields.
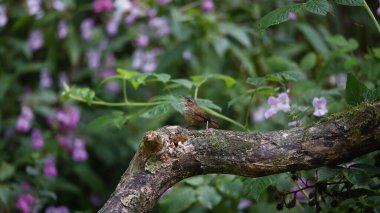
xmin=123 ymin=79 xmax=128 ymax=102
xmin=194 ymin=86 xmax=199 ymax=99
xmin=244 ymin=93 xmax=255 ymax=128
xmin=292 ymin=179 xmax=310 ymax=201
xmin=69 ymin=94 xmax=169 ymax=107
xmin=363 ymin=0 xmax=380 ymax=35
xmin=201 ymin=107 xmax=246 ymax=130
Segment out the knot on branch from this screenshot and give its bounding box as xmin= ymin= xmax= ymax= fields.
xmin=142 ymin=131 xmax=163 ymax=154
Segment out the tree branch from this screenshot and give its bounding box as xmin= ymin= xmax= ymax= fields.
xmin=98 ymin=102 xmax=380 ymax=213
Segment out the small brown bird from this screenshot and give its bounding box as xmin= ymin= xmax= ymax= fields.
xmin=182 ymin=96 xmax=219 ymax=129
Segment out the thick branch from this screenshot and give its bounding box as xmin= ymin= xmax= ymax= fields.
xmin=99 ymin=102 xmax=380 ymax=213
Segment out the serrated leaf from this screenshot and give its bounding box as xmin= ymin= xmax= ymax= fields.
xmin=257 ymin=4 xmax=303 ymax=30
xmin=196 ymin=99 xmax=222 ymax=112
xmin=334 ymin=0 xmax=364 ymax=6
xmin=305 ymin=0 xmax=330 ymax=15
xmin=345 ymin=74 xmax=369 ymax=105
xmin=0 ymin=162 xmax=15 ymax=181
xmin=171 ymin=79 xmax=194 ymax=89
xmin=197 ymin=186 xmax=222 ymax=209
xmin=141 ymin=104 xmax=170 ymax=118
xmin=243 ymin=175 xmax=277 ymax=200
xmin=300 ymin=52 xmax=317 ymax=71
xmin=159 ymin=187 xmax=196 ymax=213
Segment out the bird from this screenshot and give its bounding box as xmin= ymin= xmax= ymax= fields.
xmin=182 ymin=96 xmax=219 ymax=129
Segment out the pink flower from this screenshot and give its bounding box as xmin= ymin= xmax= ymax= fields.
xmin=39 ymin=68 xmax=53 ymax=88
xmin=86 ymin=49 xmax=101 ymax=69
xmin=277 ymin=93 xmax=290 ymax=112
xmin=288 ymin=12 xmax=297 ymax=21
xmin=28 ymin=30 xmax=44 ymax=51
xmin=288 ymin=120 xmax=299 ymax=127
xmin=132 ymin=49 xmax=160 ymax=73
xmin=26 ymin=0 xmax=43 ymax=17
xmin=0 ymin=5 xmax=8 ymax=27
xmin=237 ymin=198 xmax=252 ymax=210
xmin=312 ymin=97 xmax=328 ymax=117
xmin=106 ymin=16 xmax=120 ymax=36
xmin=31 ymin=128 xmax=44 ymax=150
xmin=72 ymin=139 xmax=88 ymax=161
xmin=377 ymin=7 xmax=380 ymax=16
xmin=44 ymin=157 xmax=57 ymax=177
xmin=21 ymin=181 xmax=33 ymax=191
xmin=135 ymin=34 xmax=149 ymax=48
xmin=148 ymin=17 xmax=170 ymax=37
xmin=92 ymin=0 xmax=113 ymax=13
xmin=15 ymin=194 xmax=37 ymax=213
xmin=201 ymin=0 xmax=214 ymax=13
xmin=328 ymin=73 xmax=347 ymax=88
xmin=57 ymin=135 xmax=73 ymax=152
xmin=21 ymin=106 xmax=34 ymax=120
xmin=52 ymin=0 xmax=66 ymax=11
xmin=45 ymin=206 xmax=70 ymax=213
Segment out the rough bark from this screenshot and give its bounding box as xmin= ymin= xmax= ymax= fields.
xmin=99 ymin=102 xmax=380 ymax=213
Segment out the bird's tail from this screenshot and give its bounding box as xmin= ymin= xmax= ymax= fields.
xmin=208 ymin=118 xmax=220 ymax=129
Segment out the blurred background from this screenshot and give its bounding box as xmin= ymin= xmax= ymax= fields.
xmin=1 ymin=0 xmax=380 ymax=212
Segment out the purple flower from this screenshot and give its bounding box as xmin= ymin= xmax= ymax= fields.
xmin=135 ymin=34 xmax=149 ymax=48
xmin=0 ymin=5 xmax=8 ymax=27
xmin=16 ymin=106 xmax=34 ymax=133
xmin=93 ymin=0 xmax=113 ymax=13
xmin=57 ymin=20 xmax=68 ymax=39
xmin=21 ymin=181 xmax=32 ymax=191
xmin=52 ymin=0 xmax=66 ymax=11
xmin=44 ymin=157 xmax=57 ymax=177
xmin=377 ymin=7 xmax=380 ymax=16
xmin=312 ymin=97 xmax=328 ymax=117
xmin=26 ymin=0 xmax=43 ymax=17
xmin=86 ymin=49 xmax=101 ymax=70
xmin=81 ymin=19 xmax=94 ymax=41
xmin=21 ymin=106 xmax=34 ymax=120
xmin=237 ymin=198 xmax=252 ymax=210
xmin=288 ymin=12 xmax=298 ymax=21
xmin=291 ymin=179 xmax=311 ymax=200
xmin=28 ymin=30 xmax=44 ymax=51
xmin=106 ymin=16 xmax=120 ymax=36
xmin=45 ymin=206 xmax=70 ymax=213
xmin=15 ymin=194 xmax=37 ymax=213
xmin=157 ymin=0 xmax=171 ymax=5
xmin=57 ymin=135 xmax=73 ymax=152
xmin=72 ymin=138 xmax=88 ymax=161
xmin=288 ymin=120 xmax=299 ymax=127
xmin=105 ymin=53 xmax=116 ymax=67
xmin=182 ymin=50 xmax=192 ymax=60
xmin=201 ymin=0 xmax=214 ymax=13
xmin=132 ymin=49 xmax=160 ymax=73
xmin=251 ymin=106 xmax=266 ymax=123
xmin=264 ymin=93 xmax=291 ymax=119
xmin=39 ymin=68 xmax=53 ymax=88
xmin=31 ymin=128 xmax=44 ymax=150
xmin=148 ymin=9 xmax=157 ymax=18
xmin=148 ymin=17 xmax=170 ymax=37
xmin=328 ymin=73 xmax=347 ymax=88
xmin=56 ymin=106 xmax=80 ymax=129
xmin=277 ymin=93 xmax=290 ymax=112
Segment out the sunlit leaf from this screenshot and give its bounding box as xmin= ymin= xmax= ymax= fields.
xmin=141 ymin=104 xmax=171 ymax=118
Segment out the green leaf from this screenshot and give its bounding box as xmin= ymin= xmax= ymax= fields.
xmin=209 ymin=74 xmax=236 ymax=88
xmin=70 ymin=87 xmax=96 ymax=104
xmin=171 ymin=79 xmax=194 ymax=89
xmin=159 ymin=187 xmax=197 ymax=213
xmin=228 ymin=93 xmax=249 ymax=108
xmin=243 ymin=175 xmax=277 ymax=200
xmin=300 ymin=52 xmax=317 ymax=71
xmin=196 ymin=99 xmax=222 ymax=112
xmin=215 ymin=175 xmax=243 ymax=198
xmin=247 ymin=77 xmax=265 ymax=86
xmin=267 ymin=71 xmax=306 ymax=83
xmin=334 ymin=0 xmax=364 ymax=6
xmin=87 ymin=114 xmax=118 ymax=130
xmin=257 ymin=4 xmax=303 ymax=31
xmin=153 ymin=73 xmax=171 ymax=83
xmin=344 ymin=168 xmax=371 ymax=186
xmin=197 ymin=186 xmax=222 ymax=209
xmin=191 ymin=76 xmax=207 ymax=85
xmin=65 ymin=24 xmax=80 ymax=65
xmin=267 ymin=56 xmax=299 ymax=71
xmin=0 ymin=185 xmax=10 ymax=204
xmin=213 ymin=36 xmax=230 ymax=57
xmin=297 ymin=24 xmax=330 ymax=60
xmin=141 ymin=104 xmax=170 ymax=118
xmin=305 ymin=0 xmax=330 ymax=15
xmin=318 ymin=166 xmax=343 ymax=180
xmin=230 ymin=45 xmax=256 ymax=77
xmin=0 ymin=162 xmax=15 ymax=181
xmin=219 ymin=22 xmax=252 ymax=48
xmin=183 ymin=176 xmax=206 ymax=186
xmin=345 ymin=73 xmax=369 ymax=105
